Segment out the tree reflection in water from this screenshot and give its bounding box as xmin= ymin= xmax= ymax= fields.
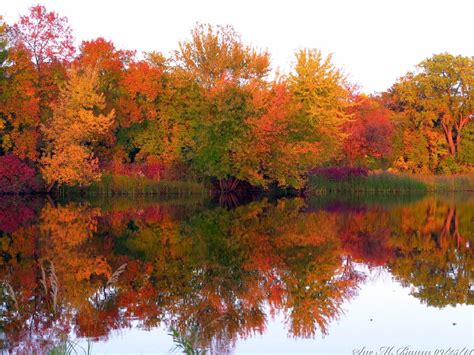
xmin=0 ymin=194 xmax=472 ymax=353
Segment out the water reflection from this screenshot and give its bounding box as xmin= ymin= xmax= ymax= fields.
xmin=0 ymin=194 xmax=472 ymax=353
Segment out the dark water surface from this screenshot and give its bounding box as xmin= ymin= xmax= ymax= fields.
xmin=0 ymin=193 xmax=473 ymax=354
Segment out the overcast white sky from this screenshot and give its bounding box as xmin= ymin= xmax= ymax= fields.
xmin=2 ymin=0 xmax=473 ymax=93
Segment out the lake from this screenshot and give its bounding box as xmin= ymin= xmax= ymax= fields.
xmin=0 ymin=193 xmax=473 ymax=354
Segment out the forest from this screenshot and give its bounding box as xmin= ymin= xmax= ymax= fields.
xmin=0 ymin=5 xmax=473 ymax=195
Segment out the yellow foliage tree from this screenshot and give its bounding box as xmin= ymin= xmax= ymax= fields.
xmin=288 ymin=49 xmax=353 ymax=163
xmin=41 ymin=65 xmax=114 ymax=190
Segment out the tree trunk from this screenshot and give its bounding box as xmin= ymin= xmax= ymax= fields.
xmin=46 ymin=193 xmax=56 ymax=208
xmin=219 ymin=177 xmax=239 ymax=192
xmin=46 ymin=180 xmax=56 ymax=194
xmin=230 ymin=178 xmax=239 ymax=191
xmin=455 ymin=134 xmax=461 ymax=155
xmin=445 ymin=128 xmax=456 ymax=157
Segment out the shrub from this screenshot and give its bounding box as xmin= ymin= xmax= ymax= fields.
xmin=107 ymin=161 xmax=167 ymax=180
xmin=436 ymin=156 xmax=461 ymax=175
xmin=0 ymin=154 xmax=42 ymax=193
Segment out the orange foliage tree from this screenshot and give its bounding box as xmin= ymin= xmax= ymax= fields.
xmin=40 ymin=65 xmax=114 ymax=190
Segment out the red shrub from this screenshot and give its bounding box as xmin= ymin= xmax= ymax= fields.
xmin=107 ymin=161 xmax=166 ymax=179
xmin=0 ymin=154 xmax=42 ymax=193
xmin=308 ymin=166 xmax=369 ymax=181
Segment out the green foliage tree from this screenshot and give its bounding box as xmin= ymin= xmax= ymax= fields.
xmin=390 ymin=53 xmax=473 ymax=160
xmin=174 ymin=24 xmax=270 ymax=189
xmin=458 ymin=123 xmax=474 ymax=166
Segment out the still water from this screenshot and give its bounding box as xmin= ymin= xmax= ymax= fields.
xmin=0 ymin=194 xmax=473 ymax=354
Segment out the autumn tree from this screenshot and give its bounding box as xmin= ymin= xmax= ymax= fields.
xmin=173 ymin=28 xmax=356 ymax=189
xmin=9 ymin=5 xmax=74 ymax=118
xmin=343 ymin=95 xmax=394 ymax=168
xmin=74 ymin=38 xmax=135 ymax=167
xmin=390 ymin=53 xmax=473 ymax=159
xmin=288 ymin=49 xmax=353 ymax=165
xmin=0 ymin=5 xmax=74 ymax=168
xmin=0 ymin=16 xmax=7 ymax=77
xmin=9 ymin=5 xmax=74 ymax=72
xmin=237 ymin=81 xmax=320 ymax=188
xmin=116 ymin=59 xmax=170 ymax=164
xmin=175 ymin=23 xmax=270 ymax=190
xmin=76 ymin=38 xmax=134 ymax=113
xmin=177 ymin=23 xmax=270 ymax=89
xmin=0 ymin=15 xmax=11 ymax=152
xmin=40 ymin=65 xmax=114 ymax=190
xmin=0 ymin=37 xmax=40 ymax=160
xmin=458 ymin=123 xmax=474 ymax=166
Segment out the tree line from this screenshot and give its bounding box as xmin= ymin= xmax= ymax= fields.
xmin=0 ymin=5 xmax=472 ymax=193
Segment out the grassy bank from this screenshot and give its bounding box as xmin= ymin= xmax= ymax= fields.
xmin=55 ymin=172 xmax=474 ymax=197
xmin=308 ymin=172 xmax=474 ymax=194
xmin=414 ymin=174 xmax=474 ymax=192
xmin=57 ymin=174 xmax=207 ymax=196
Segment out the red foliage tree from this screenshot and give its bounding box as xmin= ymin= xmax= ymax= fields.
xmin=77 ymin=37 xmax=133 ymax=73
xmin=7 ymin=5 xmax=73 ymax=136
xmin=76 ymin=38 xmax=134 ymax=106
xmin=0 ymin=44 xmax=40 ymax=160
xmin=9 ymin=5 xmax=75 ymax=72
xmin=76 ymin=37 xmax=135 ymax=153
xmin=343 ymin=95 xmax=394 ymax=167
xmin=118 ymin=61 xmax=164 ymax=125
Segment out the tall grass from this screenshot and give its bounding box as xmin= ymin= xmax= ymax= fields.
xmin=57 ymin=174 xmax=207 ymax=197
xmin=57 ymin=172 xmax=474 ymax=196
xmin=47 ymin=338 xmax=92 ymax=355
xmin=308 ymin=172 xmax=428 ymax=194
xmin=415 ymin=174 xmax=474 ymax=192
xmin=308 ymin=172 xmax=474 ymax=194
xmin=308 ymin=171 xmax=474 ymax=194
xmin=169 ymin=327 xmax=207 ymax=355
